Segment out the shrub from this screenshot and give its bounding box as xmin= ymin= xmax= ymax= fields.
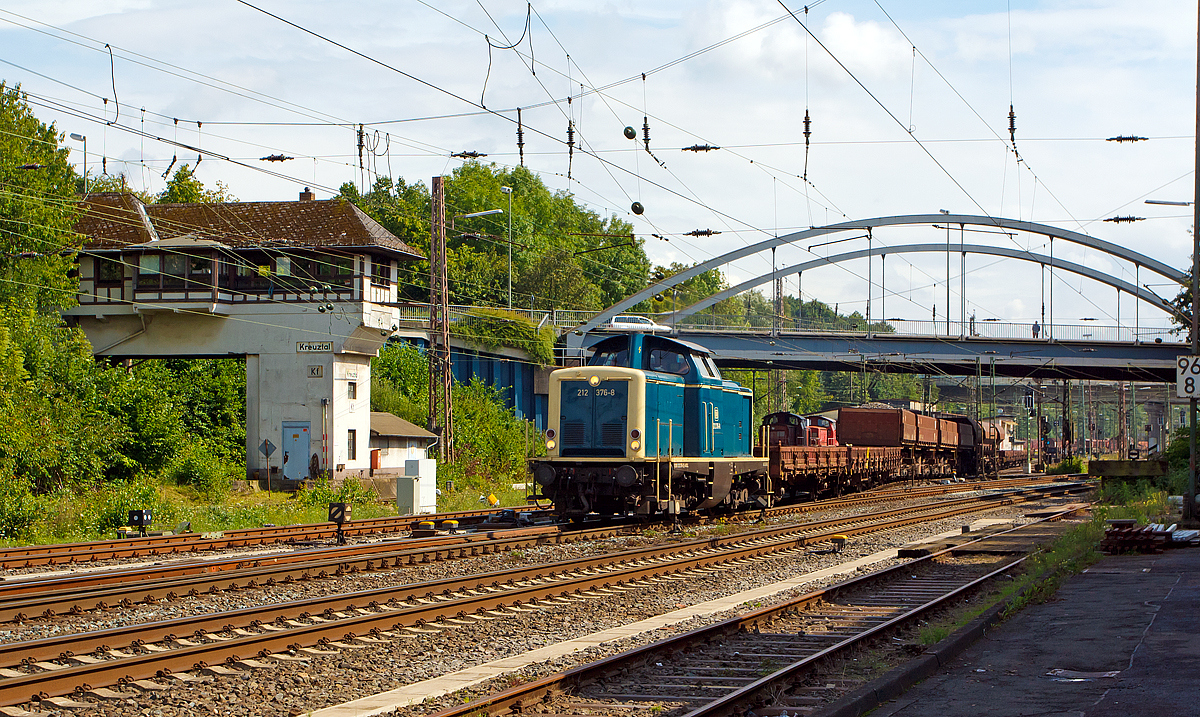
xmin=78 ymin=478 xmax=175 ymax=534
xmin=1046 ymin=456 xmax=1085 ymax=475
xmin=297 ymin=477 xmax=378 ymax=508
xmin=167 ymin=442 xmax=238 ymax=501
xmin=0 ymin=475 xmax=37 ymax=540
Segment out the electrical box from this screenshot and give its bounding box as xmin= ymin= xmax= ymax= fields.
xmin=396 ymin=459 xmax=437 ymax=515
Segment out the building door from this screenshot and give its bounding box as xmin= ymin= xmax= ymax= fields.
xmin=282 ymin=421 xmax=311 ymax=481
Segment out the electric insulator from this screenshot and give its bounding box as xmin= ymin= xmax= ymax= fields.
xmin=567 ymin=121 xmax=575 ymax=149
xmin=803 ymin=110 xmax=812 ymax=144
xmin=517 ymin=108 xmax=526 ymax=166
xmin=1008 ymin=105 xmax=1016 ymax=143
xmin=631 ymin=201 xmax=644 ymax=215
xmin=624 ymin=126 xmax=637 ymax=140
xmin=642 ymin=117 xmax=651 ymax=150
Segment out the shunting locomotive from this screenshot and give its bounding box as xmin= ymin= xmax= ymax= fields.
xmin=529 ymin=333 xmax=1028 ymax=519
xmin=528 ymin=333 xmax=769 ymax=518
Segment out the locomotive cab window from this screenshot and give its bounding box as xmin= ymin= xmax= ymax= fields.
xmin=702 ymin=356 xmax=722 ymax=380
xmin=589 ymin=336 xmax=630 ymax=367
xmin=647 ymin=348 xmax=690 ymax=376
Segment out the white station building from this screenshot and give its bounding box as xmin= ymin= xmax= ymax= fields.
xmin=67 ymin=190 xmax=425 ymax=485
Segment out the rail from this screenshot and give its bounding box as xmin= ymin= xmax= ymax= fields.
xmin=423 ymin=503 xmax=1085 ymax=717
xmin=0 ymin=483 xmax=1088 ymax=709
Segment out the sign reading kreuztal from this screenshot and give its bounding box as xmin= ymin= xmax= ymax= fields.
xmin=297 ymin=341 xmax=334 ymax=353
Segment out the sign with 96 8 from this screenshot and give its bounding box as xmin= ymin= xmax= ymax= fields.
xmin=1177 ymin=356 xmax=1200 ymax=397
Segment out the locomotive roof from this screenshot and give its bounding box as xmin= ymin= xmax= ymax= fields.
xmin=588 ymin=333 xmax=714 ymax=356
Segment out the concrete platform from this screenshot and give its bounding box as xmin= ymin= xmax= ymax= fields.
xmin=853 ymin=547 xmax=1200 ymax=717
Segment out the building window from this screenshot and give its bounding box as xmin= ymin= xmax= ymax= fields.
xmin=347 ymin=381 xmax=357 ymax=400
xmin=347 ymin=429 xmax=357 ymax=461
xmin=371 ymin=259 xmax=391 ymax=287
xmin=163 ymin=254 xmax=187 ymax=288
xmin=188 ymin=255 xmax=212 ymax=282
xmin=96 ymin=257 xmax=124 ymax=285
xmin=137 ymin=254 xmax=160 ymax=289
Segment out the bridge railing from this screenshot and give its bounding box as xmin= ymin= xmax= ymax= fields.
xmin=393 ymin=304 xmax=1181 ymax=344
xmin=669 ymin=313 xmax=1180 ymax=343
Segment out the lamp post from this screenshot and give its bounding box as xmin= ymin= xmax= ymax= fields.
xmin=501 ymin=186 xmax=513 ymax=309
xmin=69 ymin=133 xmax=86 ymax=192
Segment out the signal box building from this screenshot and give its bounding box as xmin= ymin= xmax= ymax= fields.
xmin=67 ymin=190 xmax=424 ymax=484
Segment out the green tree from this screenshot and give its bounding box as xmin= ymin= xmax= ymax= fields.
xmin=789 ymin=371 xmax=828 ymax=413
xmin=340 ymin=163 xmax=648 ymax=310
xmin=0 ymin=83 xmax=129 ymax=494
xmin=157 ymin=164 xmax=237 ymax=204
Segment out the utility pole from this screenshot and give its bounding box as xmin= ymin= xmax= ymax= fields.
xmin=974 ymin=357 xmax=982 ymax=421
xmin=1035 ymin=381 xmax=1044 ymax=471
xmin=1119 ymin=382 xmax=1128 ymax=460
xmin=1190 ymin=0 xmax=1200 ymax=521
xmin=428 ymin=176 xmax=453 ymax=462
xmin=502 ymin=185 xmax=513 ymax=309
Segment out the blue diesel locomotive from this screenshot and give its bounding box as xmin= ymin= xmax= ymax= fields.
xmin=529 ymin=333 xmax=769 ymax=518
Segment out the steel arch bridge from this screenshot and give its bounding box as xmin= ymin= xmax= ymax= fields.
xmin=675 ymin=242 xmax=1178 ymax=322
xmin=579 ymin=214 xmax=1187 ymax=333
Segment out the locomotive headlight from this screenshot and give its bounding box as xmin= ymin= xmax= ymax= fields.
xmin=588 ymin=375 xmax=600 ymax=387
xmin=630 ymin=440 xmax=641 ymax=451
xmin=545 ymin=439 xmax=556 ymax=450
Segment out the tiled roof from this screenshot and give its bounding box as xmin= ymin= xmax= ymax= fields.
xmin=370 ymin=412 xmax=437 ymax=439
xmin=75 ymin=193 xmax=424 ymax=260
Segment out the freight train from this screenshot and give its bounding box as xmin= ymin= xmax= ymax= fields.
xmin=528 ymin=333 xmax=1027 ymax=518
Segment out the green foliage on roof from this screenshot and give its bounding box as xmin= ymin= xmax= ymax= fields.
xmin=456 ymin=307 xmax=556 ymax=366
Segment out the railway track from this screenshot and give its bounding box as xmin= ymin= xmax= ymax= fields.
xmin=0 ymin=481 xmax=1087 ymax=710
xmin=0 ymin=477 xmax=1074 ymax=622
xmin=423 ymin=514 xmax=1073 ymax=717
xmin=0 ymin=508 xmax=523 ymax=571
xmin=0 ymin=474 xmax=1059 ymax=573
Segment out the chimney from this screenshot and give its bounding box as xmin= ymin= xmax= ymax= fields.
xmin=299 ymin=187 xmax=315 ymax=201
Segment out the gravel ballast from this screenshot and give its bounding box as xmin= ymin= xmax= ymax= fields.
xmin=11 ymin=491 xmax=1087 ymax=717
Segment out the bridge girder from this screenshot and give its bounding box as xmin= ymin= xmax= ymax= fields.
xmin=580 ymin=214 xmax=1187 ymax=333
xmin=673 ymin=242 xmax=1181 ymax=322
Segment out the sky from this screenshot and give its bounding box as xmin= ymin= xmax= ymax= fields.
xmin=1 ymin=0 xmax=1196 ymax=332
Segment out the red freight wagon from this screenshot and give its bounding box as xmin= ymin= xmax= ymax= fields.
xmin=916 ymin=414 xmax=938 ymax=446
xmin=938 ymin=419 xmax=959 ymax=449
xmin=837 ymin=407 xmax=917 ymax=446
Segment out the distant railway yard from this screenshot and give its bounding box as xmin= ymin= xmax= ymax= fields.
xmin=0 ymin=475 xmax=1094 ymax=717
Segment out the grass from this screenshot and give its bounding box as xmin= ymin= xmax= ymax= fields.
xmin=914 ymin=481 xmax=1171 ymax=643
xmin=0 ymin=475 xmax=549 ymax=548
xmin=918 ymin=625 xmax=951 ymax=645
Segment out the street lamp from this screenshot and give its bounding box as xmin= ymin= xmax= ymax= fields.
xmin=69 ymin=133 xmax=86 ymax=192
xmin=501 ymin=186 xmax=513 ymax=309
